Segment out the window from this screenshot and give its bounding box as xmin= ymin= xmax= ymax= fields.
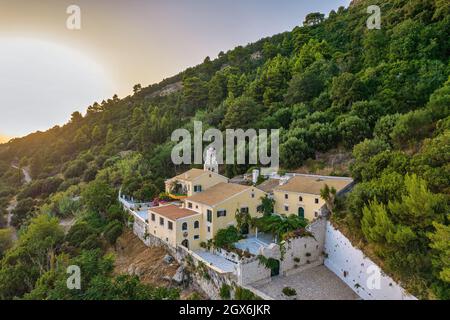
xmin=285 ymin=194 xmax=289 ymax=199
xmin=217 ymin=210 xmax=227 ymax=217
xmin=194 ymin=235 xmax=200 ymax=240
xmin=240 ymin=207 xmax=249 ymax=214
xmin=315 ymin=198 xmax=319 ymax=204
xmin=207 ymin=210 xmax=212 ymax=223
xmin=151 ymin=213 xmax=155 ymax=221
xmin=168 ymin=221 xmax=173 ymax=230
xmin=314 ymin=211 xmax=319 ymax=218
xmin=194 ymin=221 xmax=199 ymax=229
xmin=251 ymin=193 xmax=255 ymax=198
xmin=159 ymin=217 xmax=164 ymax=226
xmin=284 ymin=205 xmax=289 ymax=212
xmin=182 ymin=222 xmax=188 ymax=231
xmin=299 ymin=196 xmax=303 ymax=202
xmin=207 ymin=226 xmax=211 ymax=233
xmin=188 ymin=202 xmax=192 ymax=209
xmin=194 ymin=185 xmax=202 ymax=192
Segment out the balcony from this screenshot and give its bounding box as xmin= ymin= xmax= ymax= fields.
xmin=168 ymin=192 xmax=188 ymax=200
xmin=166 ymin=180 xmax=189 ymax=199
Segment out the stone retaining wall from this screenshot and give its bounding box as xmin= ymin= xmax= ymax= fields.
xmin=176 ymin=246 xmax=237 ymax=299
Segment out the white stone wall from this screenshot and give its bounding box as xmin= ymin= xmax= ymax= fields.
xmin=237 ymin=219 xmax=327 ymax=285
xmin=324 ymin=222 xmax=417 ymax=300
xmin=237 ymin=257 xmax=272 ymax=286
xmin=282 ymin=218 xmax=326 ymax=275
xmin=258 ymin=218 xmax=326 ymax=276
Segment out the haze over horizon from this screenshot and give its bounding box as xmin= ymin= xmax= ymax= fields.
xmin=0 ymin=0 xmax=350 ymax=139
xmin=0 ymin=134 xmax=10 ymax=144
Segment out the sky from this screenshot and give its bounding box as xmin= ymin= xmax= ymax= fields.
xmin=0 ymin=0 xmax=350 ymax=139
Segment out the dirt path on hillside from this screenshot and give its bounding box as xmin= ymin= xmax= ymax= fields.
xmin=5 ymin=196 xmax=18 ymax=242
xmin=3 ymin=164 xmax=32 ymax=242
xmin=11 ymin=164 xmax=32 ymax=184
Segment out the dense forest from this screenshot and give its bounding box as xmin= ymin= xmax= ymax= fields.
xmin=0 ymin=0 xmax=449 ymax=299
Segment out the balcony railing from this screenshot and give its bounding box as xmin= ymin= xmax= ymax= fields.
xmin=168 ymin=193 xmax=188 ymax=200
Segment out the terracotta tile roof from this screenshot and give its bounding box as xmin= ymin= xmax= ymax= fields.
xmin=185 ymin=182 xmax=252 ymax=206
xmin=168 ymin=168 xmax=228 ymax=183
xmin=149 ymin=204 xmax=199 ymax=221
xmin=171 ymin=168 xmax=207 ymax=182
xmin=256 ymin=178 xmax=281 ymax=193
xmin=274 ymin=175 xmax=353 ymax=195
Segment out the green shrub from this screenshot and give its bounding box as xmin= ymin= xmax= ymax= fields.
xmin=64 ymin=160 xmax=88 ymax=179
xmin=0 ymin=228 xmax=13 ymax=258
xmin=103 ymin=220 xmax=123 ymax=245
xmin=220 ymin=284 xmax=231 ymax=300
xmin=257 ymin=255 xmax=279 ymax=270
xmin=213 ymin=226 xmax=241 ymax=249
xmin=66 ymin=221 xmax=97 ymax=247
xmin=282 ymin=287 xmax=297 ymax=296
xmin=187 ymin=292 xmax=203 ymax=300
xmin=80 ymin=233 xmax=103 ymax=250
xmin=106 ymin=204 xmax=125 ymax=222
xmin=234 ymin=287 xmax=261 ymax=300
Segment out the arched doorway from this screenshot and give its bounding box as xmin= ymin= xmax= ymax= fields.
xmin=181 ymin=239 xmax=189 ymax=249
xmin=268 ymin=258 xmax=280 ymax=277
xmin=298 ymin=207 xmax=305 ymax=219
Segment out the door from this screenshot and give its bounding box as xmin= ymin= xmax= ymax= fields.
xmin=298 ymin=207 xmax=305 ymax=219
xmin=269 ymin=259 xmax=280 ymax=277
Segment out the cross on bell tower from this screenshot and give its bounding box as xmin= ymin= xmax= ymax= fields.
xmin=204 ymin=146 xmax=218 ymax=173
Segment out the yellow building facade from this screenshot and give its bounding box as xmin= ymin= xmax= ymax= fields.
xmin=149 ymin=177 xmax=267 ymax=251
xmin=147 ymin=204 xmax=203 ymax=250
xmin=164 ymin=168 xmax=228 ymax=197
xmin=273 ymin=175 xmax=353 ymax=221
xmin=185 ymin=182 xmax=267 ymax=241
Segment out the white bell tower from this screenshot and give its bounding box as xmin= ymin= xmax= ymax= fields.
xmin=204 ymin=146 xmax=218 ymax=173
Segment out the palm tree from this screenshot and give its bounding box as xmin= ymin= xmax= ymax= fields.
xmin=320 ymin=184 xmax=337 ymax=215
xmin=253 ymin=214 xmax=308 ymax=243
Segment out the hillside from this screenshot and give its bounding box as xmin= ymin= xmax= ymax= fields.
xmin=0 ymin=0 xmax=449 ymax=300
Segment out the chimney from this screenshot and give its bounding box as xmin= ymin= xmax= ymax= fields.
xmin=252 ymin=169 xmax=260 ymax=184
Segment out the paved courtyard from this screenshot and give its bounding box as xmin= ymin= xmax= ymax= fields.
xmin=250 ymin=265 xmax=359 ymax=300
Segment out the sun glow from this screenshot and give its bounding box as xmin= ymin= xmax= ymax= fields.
xmin=0 ymin=134 xmax=11 ymax=144
xmin=0 ymin=37 xmax=115 ymax=138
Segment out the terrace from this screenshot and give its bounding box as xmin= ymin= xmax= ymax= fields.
xmin=234 ymin=233 xmax=274 ymax=255
xmin=193 ymin=250 xmax=238 ymax=274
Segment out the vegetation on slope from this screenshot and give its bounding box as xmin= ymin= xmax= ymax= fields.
xmin=0 ymin=0 xmax=449 ymax=299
